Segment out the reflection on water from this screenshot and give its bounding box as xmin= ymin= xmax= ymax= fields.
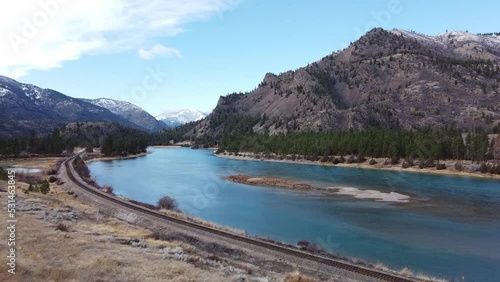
xmin=88 ymin=148 xmax=500 ymax=281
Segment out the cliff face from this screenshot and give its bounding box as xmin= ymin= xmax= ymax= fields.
xmin=189 ymin=28 xmax=500 ymax=139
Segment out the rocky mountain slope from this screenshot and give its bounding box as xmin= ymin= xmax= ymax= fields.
xmin=0 ymin=76 xmax=159 ymax=136
xmin=82 ymin=98 xmax=166 ymax=132
xmin=189 ymin=28 xmax=500 ymax=139
xmin=156 ymin=109 xmax=207 ymax=127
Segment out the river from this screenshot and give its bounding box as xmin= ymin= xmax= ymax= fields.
xmin=88 ymin=147 xmax=500 ymax=281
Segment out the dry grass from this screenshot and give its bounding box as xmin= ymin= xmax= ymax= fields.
xmin=0 ymin=157 xmax=61 ymax=170
xmin=284 ymin=270 xmax=318 ymax=282
xmin=160 ymin=209 xmax=246 ymax=235
xmin=0 ymin=175 xmax=237 ymax=282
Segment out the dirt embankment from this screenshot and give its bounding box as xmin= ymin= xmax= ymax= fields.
xmin=226 ymin=174 xmax=317 ymax=190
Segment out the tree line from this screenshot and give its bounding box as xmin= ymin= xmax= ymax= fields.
xmin=220 ymin=128 xmax=495 ymax=162
xmin=0 ymin=128 xmax=148 ymax=157
xmin=0 ymin=130 xmax=68 ymax=155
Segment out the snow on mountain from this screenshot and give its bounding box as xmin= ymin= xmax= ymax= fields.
xmin=156 ymin=109 xmax=208 ymax=127
xmin=82 ymin=98 xmax=166 ymax=132
xmin=0 ymin=75 xmax=143 ymax=136
xmin=390 ymin=29 xmax=500 ymax=60
xmin=84 ymin=98 xmax=143 ymax=114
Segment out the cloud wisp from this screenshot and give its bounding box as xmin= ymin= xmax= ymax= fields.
xmin=138 ymin=44 xmax=182 ymax=60
xmin=0 ymin=0 xmax=240 ymax=78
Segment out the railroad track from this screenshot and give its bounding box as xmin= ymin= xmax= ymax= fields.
xmin=63 ymin=155 xmax=417 ymax=282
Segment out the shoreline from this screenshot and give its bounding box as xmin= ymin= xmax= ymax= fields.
xmin=149 ymin=145 xmax=183 ymax=148
xmin=84 ymin=151 xmax=151 ymax=164
xmin=216 ymin=153 xmax=500 ymax=180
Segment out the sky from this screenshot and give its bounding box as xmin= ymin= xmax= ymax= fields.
xmin=1 ymin=0 xmax=499 ymax=116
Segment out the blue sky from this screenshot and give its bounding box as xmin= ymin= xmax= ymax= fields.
xmin=1 ymin=0 xmax=499 ymax=116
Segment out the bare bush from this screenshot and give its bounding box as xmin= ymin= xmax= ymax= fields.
xmin=157 ymin=196 xmax=178 ymax=211
xmin=101 ymin=185 xmax=114 ymax=195
xmin=390 ymin=157 xmax=400 ymax=165
xmin=55 ymin=223 xmax=69 ymax=232
xmin=436 ymin=163 xmax=446 ymax=170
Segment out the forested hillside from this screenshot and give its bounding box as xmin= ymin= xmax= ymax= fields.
xmin=188 ymin=28 xmax=500 ymax=140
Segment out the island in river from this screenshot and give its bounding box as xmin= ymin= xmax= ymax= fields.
xmin=225 ymin=174 xmax=411 ymax=203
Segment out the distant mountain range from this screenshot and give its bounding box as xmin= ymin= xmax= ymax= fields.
xmin=156 ymin=109 xmax=208 ymax=127
xmin=188 ymin=28 xmax=500 ymax=139
xmin=81 ymin=98 xmax=166 ymax=132
xmin=0 ymin=76 xmax=168 ymax=137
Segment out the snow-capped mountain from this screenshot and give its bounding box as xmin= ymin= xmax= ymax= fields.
xmin=390 ymin=29 xmax=500 ymax=60
xmin=156 ymin=109 xmax=208 ymax=127
xmin=0 ymin=76 xmax=141 ymax=137
xmin=81 ymin=98 xmax=166 ymax=132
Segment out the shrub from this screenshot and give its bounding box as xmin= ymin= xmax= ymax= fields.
xmin=39 ymin=180 xmax=50 ymax=194
xmin=479 ymin=163 xmax=488 ymax=173
xmin=495 ymin=164 xmax=500 ymax=175
xmin=369 ymin=159 xmax=377 ymax=165
xmin=297 ymin=240 xmax=310 ymax=249
xmin=332 ymin=158 xmax=340 ymax=164
xmin=488 ymin=164 xmax=496 ymax=174
xmin=402 ymin=161 xmax=410 ymax=169
xmin=346 ymin=155 xmax=355 ymax=164
xmin=404 ymin=158 xmax=414 ymax=167
xmin=101 ymin=185 xmax=114 ymax=195
xmin=338 ymin=156 xmax=346 ymax=163
xmin=49 ymin=175 xmax=58 ymax=183
xmin=157 ymin=196 xmax=178 ymax=211
xmin=454 ymin=162 xmax=463 ymax=171
xmin=390 ymin=157 xmax=400 ymax=165
xmin=28 ymin=183 xmax=39 ymax=192
xmin=436 ymin=163 xmax=447 ymax=170
xmin=56 ymin=223 xmax=69 ymax=232
xmin=356 ymin=154 xmax=366 ymax=163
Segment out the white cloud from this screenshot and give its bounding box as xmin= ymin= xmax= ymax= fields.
xmin=0 ymin=0 xmax=240 ymax=78
xmin=138 ymin=44 xmax=182 ymax=60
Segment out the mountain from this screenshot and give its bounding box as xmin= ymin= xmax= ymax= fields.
xmin=189 ymin=28 xmax=500 ymax=139
xmin=81 ymin=98 xmax=166 ymax=132
xmin=0 ymin=76 xmax=145 ymax=137
xmin=61 ymin=121 xmax=148 ymax=147
xmin=156 ymin=109 xmax=208 ymax=127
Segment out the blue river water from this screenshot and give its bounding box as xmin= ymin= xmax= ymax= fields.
xmin=88 ymin=147 xmax=500 ymax=281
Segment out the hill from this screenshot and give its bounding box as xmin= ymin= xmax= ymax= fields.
xmin=82 ymin=98 xmax=166 ymax=132
xmin=189 ymin=28 xmax=500 ymax=139
xmin=0 ymin=76 xmax=157 ymax=136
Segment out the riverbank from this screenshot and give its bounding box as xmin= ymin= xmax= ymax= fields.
xmin=0 ymin=157 xmax=320 ymax=282
xmin=217 ymin=152 xmax=500 ymax=180
xmin=84 ymin=151 xmax=151 ymax=164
